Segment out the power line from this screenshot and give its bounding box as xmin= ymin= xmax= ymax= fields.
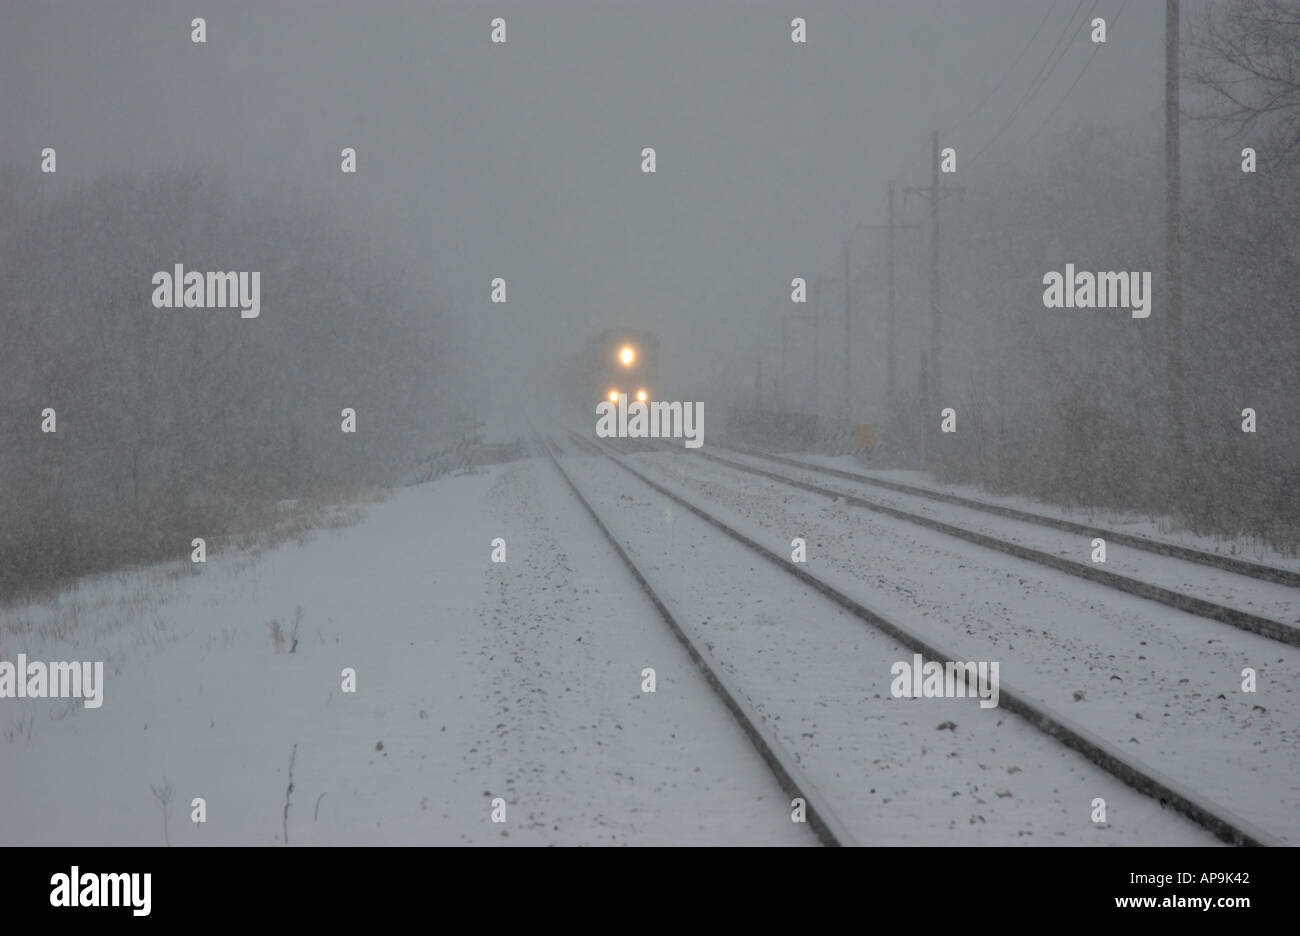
xmin=968 ymin=0 xmax=1097 ymax=166
xmin=1015 ymin=0 xmax=1104 ymax=116
xmin=958 ymin=0 xmax=1065 ymax=127
xmin=1023 ymin=0 xmax=1132 ymax=146
xmin=969 ymin=0 xmax=1094 ymax=163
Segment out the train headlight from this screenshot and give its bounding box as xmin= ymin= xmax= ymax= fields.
xmin=636 ymin=390 xmax=648 ymax=402
xmin=619 ymin=346 xmax=635 ymax=366
xmin=608 ymin=389 xmax=620 ymax=403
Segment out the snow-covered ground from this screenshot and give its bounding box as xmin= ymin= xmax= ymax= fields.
xmin=3 ymin=442 xmax=1285 ymax=846
xmin=796 ymin=454 xmax=1300 ymax=576
xmin=629 ymin=449 xmax=1299 ymax=842
xmin=0 ymin=461 xmax=812 ymax=846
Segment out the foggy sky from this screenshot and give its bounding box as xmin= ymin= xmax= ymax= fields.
xmin=0 ymin=0 xmax=1166 ymax=403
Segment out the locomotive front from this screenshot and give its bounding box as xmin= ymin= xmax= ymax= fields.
xmin=593 ymin=329 xmax=659 ymax=407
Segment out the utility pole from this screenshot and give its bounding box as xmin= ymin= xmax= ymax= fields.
xmin=811 ymin=276 xmax=823 ymax=415
xmin=918 ymin=351 xmax=929 ymax=472
xmin=781 ymin=314 xmax=808 ymax=410
xmin=905 ymin=131 xmax=963 ymax=476
xmin=930 ymin=131 xmax=941 ymax=399
xmin=1165 ymin=0 xmax=1185 ymax=452
xmin=811 ymin=269 xmax=852 ymax=426
xmin=823 ymin=243 xmax=872 ymax=428
xmin=843 ymin=236 xmax=852 ymax=425
xmin=782 ymin=316 xmax=791 ymax=407
xmin=784 ymin=274 xmax=819 ymax=413
xmin=855 ymin=182 xmax=920 ymax=415
xmin=888 ymin=180 xmax=900 ymax=410
xmin=904 ymin=131 xmax=964 ymax=408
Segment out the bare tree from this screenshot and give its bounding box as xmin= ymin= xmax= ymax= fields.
xmin=1189 ymin=0 xmax=1300 ymax=165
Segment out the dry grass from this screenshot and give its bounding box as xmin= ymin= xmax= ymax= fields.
xmin=0 ymin=484 xmax=374 ymax=609
xmin=0 ymin=484 xmax=378 ymax=671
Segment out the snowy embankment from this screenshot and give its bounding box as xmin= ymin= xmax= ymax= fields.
xmin=0 ymin=459 xmax=810 ymax=846
xmin=632 ymin=450 xmax=1299 ymax=843
xmin=718 ymin=449 xmax=1300 ymax=626
xmin=799 ymin=455 xmax=1300 ymax=576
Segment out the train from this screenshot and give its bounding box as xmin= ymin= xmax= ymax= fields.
xmin=577 ymin=327 xmax=661 ymax=409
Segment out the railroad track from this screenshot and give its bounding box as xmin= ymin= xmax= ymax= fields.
xmin=663 ymin=443 xmax=1300 ymax=648
xmin=536 ymin=432 xmax=858 ymax=846
xmin=721 ymin=444 xmax=1300 ymax=587
xmin=566 ymin=430 xmax=1280 ymax=847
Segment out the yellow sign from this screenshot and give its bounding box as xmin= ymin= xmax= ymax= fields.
xmin=855 ymin=425 xmax=876 ymax=450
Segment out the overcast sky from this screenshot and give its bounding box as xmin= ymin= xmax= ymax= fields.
xmin=1 ymin=0 xmax=1166 ymax=393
